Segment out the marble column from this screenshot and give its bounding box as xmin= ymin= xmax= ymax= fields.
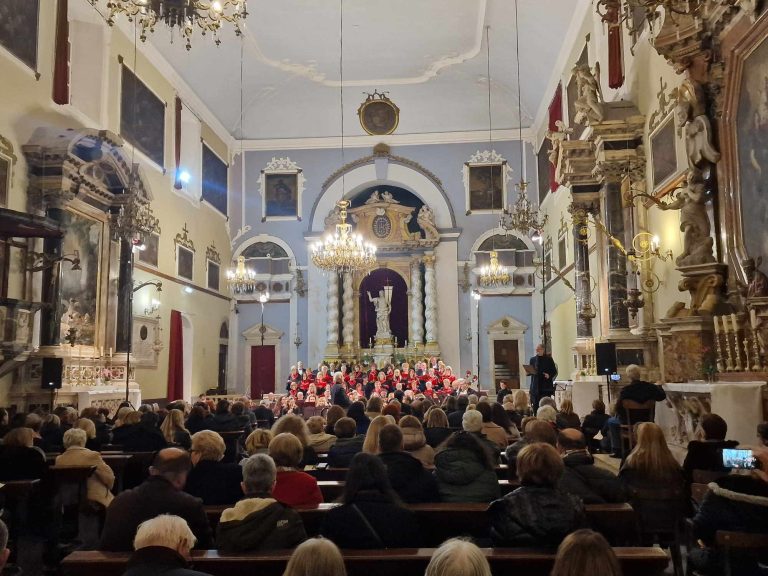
xmin=604 ymin=181 xmax=629 ymax=331
xmin=423 ymin=254 xmax=438 ymax=344
xmin=570 ymin=202 xmax=596 ymax=338
xmin=325 ymin=273 xmax=340 ymax=357
xmin=410 ymin=257 xmax=424 ymax=345
xmin=341 ymin=272 xmax=354 ymax=351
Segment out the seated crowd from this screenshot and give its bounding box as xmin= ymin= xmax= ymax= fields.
xmin=0 ymin=361 xmax=767 ymax=576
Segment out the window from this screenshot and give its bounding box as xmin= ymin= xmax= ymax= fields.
xmin=537 ymin=140 xmax=551 ymax=205
xmin=202 ymin=143 xmax=228 ymax=215
xmin=0 ymin=0 xmax=39 ymax=71
xmin=558 ymin=235 xmax=567 ymax=269
xmin=120 ymin=65 xmax=165 ymax=167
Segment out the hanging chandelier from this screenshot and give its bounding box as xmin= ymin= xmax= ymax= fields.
xmin=499 ymin=0 xmax=548 ymax=239
xmin=113 ymin=175 xmax=161 ymax=246
xmin=595 ymin=0 xmax=699 ymax=35
xmin=226 ymin=255 xmax=257 ymax=295
xmin=479 ymin=251 xmax=511 ymax=288
xmin=311 ymin=200 xmax=377 ymax=273
xmin=88 ymin=0 xmax=248 ymax=50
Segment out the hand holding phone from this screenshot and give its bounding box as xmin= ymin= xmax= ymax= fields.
xmin=722 ymin=448 xmax=761 ymax=470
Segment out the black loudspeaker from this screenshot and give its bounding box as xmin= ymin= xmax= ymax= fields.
xmin=41 ymin=357 xmax=63 ymax=389
xmin=595 ymin=342 xmax=618 ymax=375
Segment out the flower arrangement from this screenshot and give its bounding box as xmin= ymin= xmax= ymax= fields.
xmin=100 ymin=367 xmax=113 ymax=382
xmin=701 ymin=345 xmax=717 ymax=382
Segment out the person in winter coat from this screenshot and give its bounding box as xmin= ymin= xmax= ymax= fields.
xmin=581 ymin=399 xmax=610 ymax=452
xmin=56 ymin=428 xmax=115 ymax=509
xmin=216 ymin=454 xmax=306 ymax=552
xmin=689 ymin=447 xmax=768 ymax=575
xmin=328 ymin=417 xmax=365 ymax=468
xmin=423 ymin=408 xmax=453 ymax=449
xmin=306 ymin=416 xmax=337 ymax=453
xmin=434 ymin=431 xmax=500 ymax=503
xmin=490 ymin=442 xmax=586 ymax=547
xmin=476 ymin=402 xmax=509 ymax=449
xmin=378 ymin=424 xmax=438 ymax=503
xmin=682 ymin=413 xmax=738 ymax=487
xmin=269 ymin=433 xmax=323 ymax=509
xmin=505 ymin=419 xmax=558 ymax=480
xmin=399 ymin=415 xmax=435 ymax=468
xmin=121 ymin=515 xmax=212 ymax=576
xmin=184 ymin=431 xmax=243 ymax=506
xmin=209 ymin=400 xmax=243 ymax=432
xmin=320 ymin=452 xmax=421 ymax=548
xmin=556 ymin=429 xmax=626 ymax=504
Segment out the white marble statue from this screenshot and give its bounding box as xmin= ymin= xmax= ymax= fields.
xmin=367 ymin=289 xmax=392 ymax=340
xmin=676 ymin=78 xmax=721 ymax=169
xmin=417 ymin=205 xmax=439 ymax=240
xmin=573 ymin=64 xmax=604 ymax=125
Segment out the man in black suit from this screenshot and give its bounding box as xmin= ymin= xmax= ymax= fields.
xmin=330 ymin=373 xmax=350 ymax=409
xmin=529 ymin=344 xmax=557 ymax=410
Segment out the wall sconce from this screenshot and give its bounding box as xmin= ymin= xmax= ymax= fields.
xmin=144 ymin=298 xmax=161 ymax=317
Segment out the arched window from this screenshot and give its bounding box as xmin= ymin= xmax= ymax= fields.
xmin=219 ymin=322 xmax=229 ymax=340
xmin=473 ymin=233 xmax=536 ymax=290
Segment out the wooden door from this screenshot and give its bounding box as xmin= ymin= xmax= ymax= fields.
xmin=217 ymin=344 xmax=228 ymax=392
xmin=250 ymin=345 xmax=275 ymax=399
xmin=493 ymin=339 xmax=520 ymax=390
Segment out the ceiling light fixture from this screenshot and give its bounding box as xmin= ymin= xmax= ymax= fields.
xmin=309 ymin=0 xmax=377 ymax=274
xmin=226 ymin=255 xmax=257 ymax=295
xmin=499 ymin=0 xmax=548 ymax=238
xmin=87 ymin=0 xmax=248 ymax=50
xmin=596 ymin=0 xmax=699 ymax=35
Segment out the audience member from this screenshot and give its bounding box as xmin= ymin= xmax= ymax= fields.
xmin=556 ymin=399 xmax=581 ymax=430
xmin=378 ymin=424 xmax=438 ymax=503
xmin=123 ymin=412 xmax=168 ymax=452
xmin=536 ymin=405 xmax=558 ymax=427
xmin=476 ymin=402 xmax=508 ymax=448
xmin=539 ymin=397 xmax=557 ymax=410
xmin=496 ymin=381 xmax=512 ymax=405
xmin=550 ymin=529 xmax=622 ymax=576
xmin=0 ymin=427 xmax=48 ymax=481
xmin=424 ymin=408 xmax=453 ymax=448
xmin=381 ymin=401 xmax=402 ymax=422
xmin=0 ymin=407 xmax=9 ymax=439
xmin=447 ymin=396 xmax=470 ymax=428
xmin=253 ymin=400 xmax=275 ymax=429
xmin=100 ymin=448 xmax=212 ymax=551
xmin=364 ymin=396 xmax=383 ymax=420
xmin=56 ymin=428 xmax=115 ymax=508
xmin=362 ymin=414 xmax=396 ymax=455
xmin=462 ymin=409 xmax=501 ymax=461
xmin=320 ymin=453 xmax=420 ymax=548
xmin=324 ymin=405 xmax=345 ymax=435
xmin=230 ymin=402 xmax=254 ymax=434
xmin=122 ymin=515 xmax=212 ymax=576
xmin=210 ymin=400 xmax=242 ymax=432
xmin=270 ymin=433 xmax=323 ymax=509
xmin=505 ymin=419 xmax=558 ymax=477
xmin=491 ymin=402 xmax=520 ymax=443
xmin=160 ymin=409 xmax=192 ymax=449
xmin=39 ymin=413 xmax=64 ymax=451
xmin=346 ymin=401 xmax=371 ymax=435
xmin=507 ymin=390 xmax=532 ymax=428
xmin=185 ymin=405 xmax=212 ymax=434
xmin=683 ymin=413 xmax=738 ymax=486
xmin=272 ymin=414 xmax=319 ymax=466
xmin=425 ymin=538 xmax=491 ymax=576
xmin=217 ymin=454 xmax=307 ymax=552
xmin=330 ymin=373 xmax=350 ymax=409
xmin=399 ymin=415 xmax=435 ymax=468
xmin=184 ymin=431 xmax=243 ymax=505
xmin=581 ymin=399 xmax=609 ymax=452
xmin=306 ymin=416 xmax=336 ymax=452
xmin=243 ymin=428 xmax=273 ymax=457
xmin=75 ymin=417 xmax=102 ymax=451
xmin=490 ymin=443 xmax=585 ymax=547
xmin=282 ymin=538 xmax=346 ymax=576
xmin=557 ymin=429 xmax=626 ymax=504
xmin=327 ymin=417 xmax=365 ymax=468
xmin=434 ymin=431 xmax=500 ymax=503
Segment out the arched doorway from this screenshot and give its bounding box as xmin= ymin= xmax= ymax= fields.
xmin=359 ymin=269 xmax=409 ymax=349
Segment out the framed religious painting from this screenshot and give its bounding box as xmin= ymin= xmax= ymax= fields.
xmin=120 ymin=62 xmax=166 ymax=169
xmin=463 ymin=150 xmax=511 ymax=215
xmin=174 ymin=224 xmax=195 ymax=281
xmin=138 ymin=232 xmax=160 ymax=268
xmin=649 ymin=114 xmax=680 ymax=192
xmin=357 ymin=91 xmax=400 ymax=136
xmin=0 ymin=135 xmax=17 ymax=207
xmin=0 ymin=0 xmax=39 ymax=74
xmin=721 ymin=13 xmax=768 ymax=281
xmin=259 ymin=157 xmax=305 ymax=221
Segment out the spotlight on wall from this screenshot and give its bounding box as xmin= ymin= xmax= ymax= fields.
xmin=179 ymin=170 xmax=191 ymax=184
xmin=184 ymin=286 xmax=194 ymax=294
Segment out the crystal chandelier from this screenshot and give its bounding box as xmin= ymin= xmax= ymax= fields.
xmin=88 ymin=0 xmax=248 ymax=50
xmin=113 ymin=177 xmax=161 ymax=246
xmin=479 ymin=251 xmax=511 ymax=288
xmin=226 ymin=255 xmax=257 ymax=295
xmin=311 ymin=200 xmax=377 ymax=273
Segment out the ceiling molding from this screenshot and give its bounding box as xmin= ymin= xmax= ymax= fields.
xmin=240 ymin=0 xmax=488 ymax=87
xmin=239 ymin=127 xmax=534 ymax=151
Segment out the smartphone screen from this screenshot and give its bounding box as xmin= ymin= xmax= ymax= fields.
xmin=722 ymin=448 xmax=757 ymax=469
xmin=610 ymin=374 xmax=621 ymax=382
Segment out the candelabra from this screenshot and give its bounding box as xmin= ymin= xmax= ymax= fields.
xmin=732 ymin=324 xmax=744 ymax=372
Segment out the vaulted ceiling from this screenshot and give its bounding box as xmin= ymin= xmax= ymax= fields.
xmin=147 ymin=0 xmax=586 ymax=140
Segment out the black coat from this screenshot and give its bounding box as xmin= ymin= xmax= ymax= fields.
xmin=581 ymin=411 xmax=609 ymax=442
xmin=210 ymin=413 xmax=242 ymax=432
xmin=216 ymin=497 xmax=307 ymax=552
xmin=184 ymin=460 xmax=243 ymax=505
xmin=327 ymin=436 xmax=364 ymax=469
xmin=186 ymin=415 xmax=214 ymax=434
xmin=252 ymin=406 xmax=275 ymax=428
xmin=320 ymin=491 xmax=421 ymax=548
xmin=616 ymin=380 xmax=666 ymax=422
xmin=559 ymin=450 xmax=627 ymax=504
xmin=331 ymin=383 xmax=351 ymax=408
xmin=0 ymin=445 xmax=48 ymax=481
xmin=115 ymin=425 xmax=168 ymax=453
xmin=424 ymin=427 xmax=453 ymax=449
xmin=682 ymin=440 xmax=738 ymax=485
xmin=447 ymin=409 xmax=466 ymax=428
xmin=379 ymin=451 xmax=439 ymax=503
xmin=490 ymin=485 xmax=586 ymax=547
xmin=100 ymin=476 xmax=212 ymax=551
xmin=121 ymin=546 xmax=212 ymax=576
xmin=529 ymin=354 xmax=558 ymax=395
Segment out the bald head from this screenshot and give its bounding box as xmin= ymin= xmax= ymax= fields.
xmin=557 ymin=428 xmax=587 ymax=451
xmin=150 ymin=448 xmax=192 ymax=490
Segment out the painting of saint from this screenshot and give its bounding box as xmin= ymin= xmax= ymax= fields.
xmin=177 ymin=246 xmax=194 ymax=281
xmin=736 ymin=35 xmax=768 ymax=278
xmin=0 ymin=0 xmax=39 ymax=71
xmin=121 ymin=65 xmax=165 ymax=168
xmin=469 ymin=164 xmax=504 ymax=211
xmin=651 ymin=117 xmax=678 ymax=189
xmin=138 ymin=233 xmax=159 ymax=267
xmin=264 ymin=173 xmax=298 ymax=218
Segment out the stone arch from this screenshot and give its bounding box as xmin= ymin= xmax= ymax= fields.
xmin=233 ymin=234 xmax=296 ymax=262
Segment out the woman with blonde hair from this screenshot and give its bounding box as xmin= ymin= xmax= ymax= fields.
xmin=75 ymin=417 xmax=101 ymax=451
xmin=270 ymin=432 xmax=323 ymax=508
xmin=243 ymin=428 xmax=273 ymax=456
xmin=556 ymin=398 xmax=581 ymax=430
xmin=282 ymin=537 xmax=346 ymax=576
xmin=399 ymin=415 xmax=435 ymax=468
xmin=424 ymin=407 xmax=452 ymax=448
xmin=159 ymin=409 xmax=191 ymax=449
xmin=272 ymin=413 xmax=318 ymax=466
xmin=56 ymin=428 xmax=114 ymax=509
xmin=362 ymin=414 xmax=396 ymax=454
xmin=306 ymin=416 xmax=336 ymax=452
xmin=620 ymin=422 xmax=683 ymax=484
xmin=550 ymin=529 xmax=622 ymax=576
xmin=425 ymin=538 xmax=491 ymax=576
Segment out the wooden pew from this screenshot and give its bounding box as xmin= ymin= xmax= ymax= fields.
xmin=62 ymin=547 xmax=669 ymax=576
xmin=316 ymin=480 xmax=518 ymax=502
xmin=307 ymin=465 xmax=510 ymax=481
xmin=205 ymin=502 xmax=637 ymax=546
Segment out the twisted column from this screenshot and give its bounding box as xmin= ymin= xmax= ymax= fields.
xmin=423 ymin=254 xmax=438 ymax=344
xmin=342 ymin=272 xmax=354 ymax=348
xmin=327 ymin=273 xmax=340 ymax=347
xmin=410 ymin=257 xmax=424 ymax=345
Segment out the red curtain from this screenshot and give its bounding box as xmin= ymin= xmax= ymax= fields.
xmin=547 ymin=84 xmax=563 ymax=192
xmin=174 ymin=97 xmax=183 ymax=190
xmin=167 ymin=310 xmax=184 ymax=401
xmin=52 ymin=0 xmax=70 ymax=105
xmin=606 ymin=2 xmax=625 ymax=89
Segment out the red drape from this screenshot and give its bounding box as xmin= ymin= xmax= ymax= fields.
xmin=606 ymin=2 xmax=625 ymax=89
xmin=174 ymin=97 xmax=183 ymax=189
xmin=547 ymin=84 xmax=563 ymax=192
xmin=52 ymin=0 xmax=70 ymax=105
xmin=167 ymin=310 xmax=184 ymax=401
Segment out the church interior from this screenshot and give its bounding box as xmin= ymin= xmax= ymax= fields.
xmin=1 ymin=0 xmax=768 ymax=575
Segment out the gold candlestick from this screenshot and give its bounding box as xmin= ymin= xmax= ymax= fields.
xmin=714 ymin=331 xmax=725 ymax=373
xmin=732 ymin=327 xmax=743 ymax=371
xmin=751 ymin=327 xmax=763 ymax=371
xmin=722 ymin=318 xmax=735 ymax=372
xmin=743 ymin=337 xmax=752 ymax=372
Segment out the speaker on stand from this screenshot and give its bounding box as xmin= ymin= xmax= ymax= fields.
xmin=41 ymin=357 xmax=63 ymax=411
xmin=595 ymin=342 xmax=617 ymax=403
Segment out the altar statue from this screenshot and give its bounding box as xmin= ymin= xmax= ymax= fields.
xmin=743 ymin=257 xmax=768 ymax=298
xmin=573 ymin=63 xmax=604 ymax=125
xmin=367 ymin=289 xmax=392 ymax=340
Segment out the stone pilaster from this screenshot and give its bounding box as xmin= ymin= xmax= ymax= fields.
xmin=341 ymin=272 xmax=354 ymax=354
xmin=410 ymin=257 xmax=424 ymax=346
xmin=423 ymin=253 xmax=439 ymax=352
xmin=325 ymin=272 xmax=340 ymax=360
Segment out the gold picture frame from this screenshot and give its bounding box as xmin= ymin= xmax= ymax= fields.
xmin=357 ymin=91 xmax=400 ymax=136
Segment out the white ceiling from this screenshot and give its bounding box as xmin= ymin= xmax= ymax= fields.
xmin=143 ymin=0 xmax=584 ymax=140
